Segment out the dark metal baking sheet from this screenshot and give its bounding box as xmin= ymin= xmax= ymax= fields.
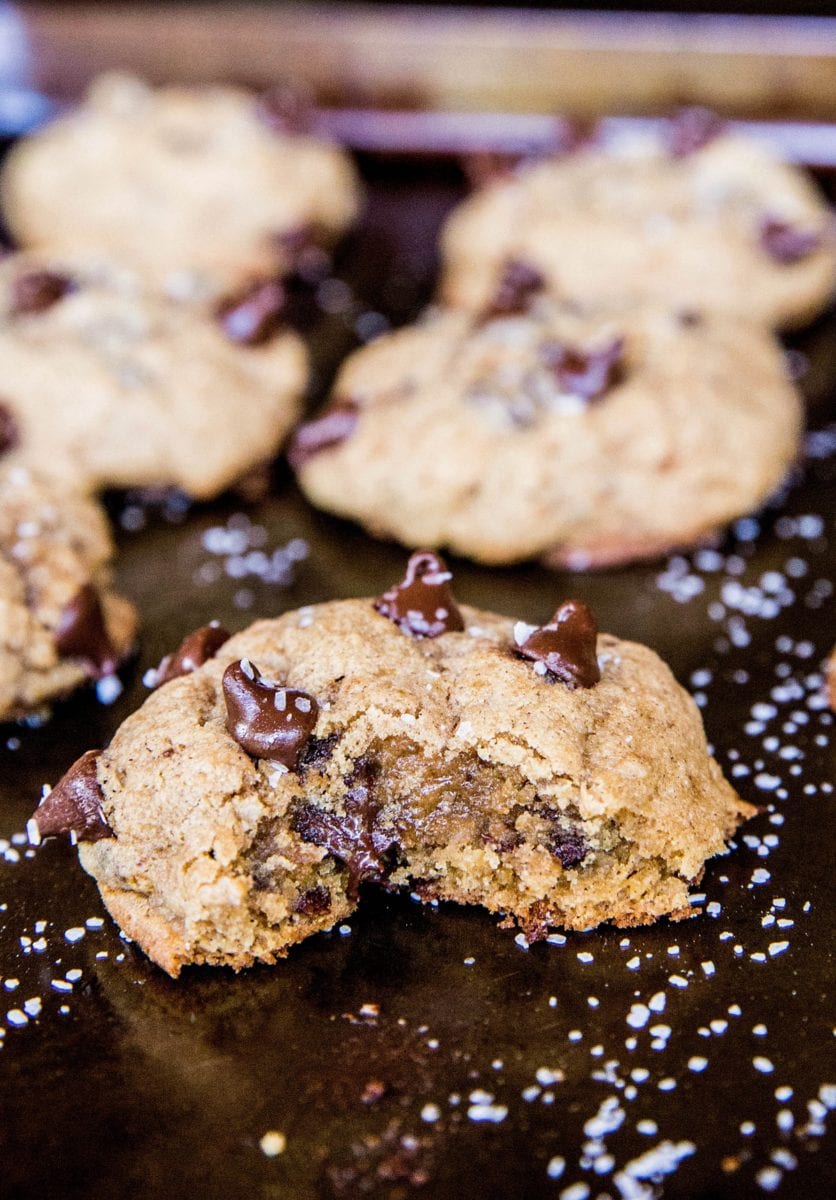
xmin=0 ymin=149 xmax=834 ymax=1200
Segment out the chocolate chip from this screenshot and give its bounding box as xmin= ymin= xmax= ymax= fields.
xmin=548 ymin=823 xmax=588 ymax=868
xmin=29 ymin=749 xmax=113 ymax=844
xmin=55 ymin=584 xmax=119 ymax=679
xmin=298 ymin=731 xmax=341 ymax=775
xmin=11 ymin=270 xmax=74 ymax=315
xmin=291 ymin=758 xmax=397 ymax=900
xmin=293 ymin=884 xmax=332 ymax=916
xmin=759 ymin=216 xmax=822 ymax=265
xmin=216 ymin=279 xmax=286 ymax=345
xmin=666 ymin=106 xmax=724 ymax=158
xmin=516 ymin=599 xmax=601 ymax=688
xmin=151 ymin=622 xmax=230 ymax=688
xmin=374 ymin=551 xmax=465 ymax=639
xmin=222 ymin=659 xmax=318 ymax=769
xmin=482 ymin=260 xmax=545 ymax=320
xmin=287 ymin=401 xmax=359 ymax=472
xmin=256 ymin=85 xmax=315 ymax=135
xmin=541 ymin=336 xmax=624 ymax=402
xmin=0 ymin=403 xmax=19 ymax=456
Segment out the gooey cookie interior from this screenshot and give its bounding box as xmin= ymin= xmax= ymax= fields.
xmin=31 ymin=553 xmax=754 ymax=976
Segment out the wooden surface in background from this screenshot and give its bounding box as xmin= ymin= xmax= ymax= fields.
xmin=15 ymin=3 xmax=836 ymax=118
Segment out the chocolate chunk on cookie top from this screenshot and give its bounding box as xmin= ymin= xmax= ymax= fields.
xmin=28 ymin=751 xmax=112 ymax=845
xmin=374 ymin=551 xmax=464 ymax=638
xmin=223 ymin=660 xmax=318 ymax=768
xmin=149 ymin=622 xmax=231 ymax=688
xmin=45 ymin=567 xmax=753 ymax=976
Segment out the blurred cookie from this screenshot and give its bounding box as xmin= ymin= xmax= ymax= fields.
xmin=30 ymin=555 xmax=752 ymax=974
xmin=1 ymin=72 xmax=362 ymax=296
xmin=0 ymin=464 xmax=136 ymax=720
xmin=291 ymin=298 xmax=802 ymax=567
xmin=0 ymin=252 xmax=308 ymax=498
xmin=441 ymin=115 xmax=836 ymax=328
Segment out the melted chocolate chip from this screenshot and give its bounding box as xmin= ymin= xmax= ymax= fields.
xmin=374 ymin=551 xmax=465 ymax=639
xmin=291 ymin=759 xmax=397 ymax=900
xmin=482 ymin=260 xmax=545 ymax=320
xmin=222 ymin=660 xmax=318 ymax=768
xmin=759 ymin=217 xmax=822 ymax=265
xmin=152 ymin=622 xmax=230 ymax=688
xmin=666 ymin=106 xmax=725 ymax=158
xmin=516 ymin=599 xmax=601 ymax=688
xmin=293 ymin=884 xmax=332 ymax=916
xmin=55 ymin=584 xmax=119 ymax=679
xmin=541 ymin=336 xmax=624 ymax=402
xmin=30 ymin=749 xmax=113 ymax=843
xmin=287 ymin=402 xmax=359 ymax=472
xmin=216 ymin=279 xmax=286 ymax=345
xmin=11 ymin=270 xmax=74 ymax=315
xmin=298 ymin=731 xmax=341 ymax=775
xmin=548 ymin=822 xmax=588 ymax=868
xmin=255 ymin=85 xmax=315 ymax=135
xmin=0 ymin=403 xmax=19 ymax=456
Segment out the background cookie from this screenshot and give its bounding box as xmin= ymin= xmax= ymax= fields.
xmin=32 ymin=570 xmax=752 ymax=976
xmin=0 ymin=464 xmax=136 ymax=721
xmin=0 ymin=252 xmax=308 ymax=498
xmin=441 ymin=124 xmax=836 ymax=329
xmin=292 ymin=300 xmax=803 ymax=567
xmin=1 ymin=72 xmax=363 ymax=296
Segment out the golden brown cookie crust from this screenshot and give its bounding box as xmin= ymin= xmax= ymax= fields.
xmin=295 ymin=303 xmax=802 ymax=567
xmin=0 ymin=464 xmax=137 ymax=720
xmin=0 ymin=252 xmax=308 ymax=498
xmin=1 ymin=73 xmax=363 ymax=295
xmin=441 ymin=135 xmax=836 ymax=329
xmin=72 ymin=597 xmax=753 ymax=975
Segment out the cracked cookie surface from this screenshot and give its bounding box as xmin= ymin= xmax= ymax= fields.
xmin=293 ymin=301 xmax=802 ymax=567
xmin=1 ymin=73 xmax=362 ymax=296
xmin=32 ymin=566 xmax=752 ymax=975
xmin=0 ymin=252 xmax=307 ymax=498
xmin=441 ymin=131 xmax=836 ymax=329
xmin=0 ymin=464 xmax=136 ymax=720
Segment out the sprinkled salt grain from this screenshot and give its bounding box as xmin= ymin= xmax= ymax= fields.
xmin=768 ymin=941 xmax=789 ymax=957
xmin=706 ymin=901 xmax=722 ymax=917
xmin=467 ymin=1103 xmax=507 ymax=1123
xmin=577 ymin=952 xmax=594 ymax=964
xmin=463 ymin=956 xmax=475 ymax=966
xmin=522 ymin=1086 xmax=540 ymax=1101
xmin=536 ymin=1067 xmax=563 ymax=1086
xmin=546 ymin=933 xmax=566 ymax=946
xmin=626 ymin=1004 xmax=650 ymax=1029
xmin=636 ymin=1120 xmax=658 ymax=1136
xmin=64 ymin=927 xmax=85 ymax=943
xmin=710 ymin=1019 xmax=728 ymax=1034
xmin=259 ymin=1131 xmax=286 ymax=1157
xmin=668 ymin=975 xmax=688 ymax=989
xmin=559 ymin=1185 xmax=589 ymax=1200
xmin=648 ymin=992 xmax=666 ymax=1013
xmin=583 ymin=1097 xmax=625 ymax=1138
xmin=514 ymin=933 xmax=529 ymax=950
xmin=701 ymin=961 xmax=715 ymax=976
xmin=568 ymin=1030 xmax=583 ymax=1042
xmin=756 ymin=1166 xmax=782 ymax=1192
xmin=753 ymin=1024 xmax=768 ymax=1036
xmin=23 ymin=998 xmax=41 ymax=1017
xmin=6 ymin=1009 xmax=27 ymax=1026
xmin=751 ymin=869 xmax=771 ymax=884
xmin=546 ymin=1156 xmax=565 ymax=1179
xmin=338 ymin=924 xmax=351 ymax=936
xmin=626 ymin=956 xmax=641 ymax=970
xmin=754 ymin=1057 xmax=774 ymax=1074
xmin=95 ymin=675 xmax=123 ymax=705
xmin=649 ymin=1025 xmax=671 ymax=1041
xmin=421 ymin=1104 xmax=441 ymax=1122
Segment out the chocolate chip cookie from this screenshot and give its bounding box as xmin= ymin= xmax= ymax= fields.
xmin=30 ymin=554 xmax=753 ymax=975
xmin=441 ymin=115 xmax=836 ymax=329
xmin=0 ymin=464 xmax=136 ymax=721
xmin=1 ymin=72 xmax=362 ymax=295
xmin=292 ymin=300 xmax=802 ymax=568
xmin=0 ymin=253 xmax=308 ymax=498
